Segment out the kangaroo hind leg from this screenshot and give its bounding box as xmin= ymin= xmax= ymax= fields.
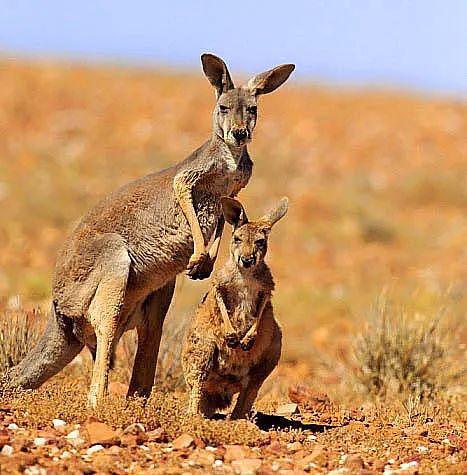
xmin=128 ymin=278 xmax=176 ymax=398
xmin=87 ymin=247 xmax=130 ymax=409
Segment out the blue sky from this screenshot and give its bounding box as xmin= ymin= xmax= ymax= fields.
xmin=1 ymin=1 xmax=466 ymax=95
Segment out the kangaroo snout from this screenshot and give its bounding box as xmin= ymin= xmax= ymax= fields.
xmin=240 ymin=255 xmax=256 ymax=268
xmin=231 ymin=127 xmax=249 ymax=144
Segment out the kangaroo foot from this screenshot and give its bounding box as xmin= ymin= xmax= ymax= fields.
xmin=186 ymin=252 xmax=214 ymax=280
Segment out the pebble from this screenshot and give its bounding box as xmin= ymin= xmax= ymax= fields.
xmin=1 ymin=444 xmax=13 ymax=456
xmin=34 ymin=437 xmax=48 ymax=447
xmin=52 ymin=419 xmax=67 ymax=428
xmin=213 ymin=459 xmax=223 ymax=467
xmin=417 ymin=445 xmax=428 ymax=453
xmin=7 ymin=423 xmax=19 ymax=430
xmin=86 ymin=444 xmax=105 ymax=455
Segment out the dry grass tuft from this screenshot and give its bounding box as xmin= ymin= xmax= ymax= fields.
xmin=0 ymin=308 xmax=42 ymax=373
xmin=353 ymin=297 xmax=464 ymax=400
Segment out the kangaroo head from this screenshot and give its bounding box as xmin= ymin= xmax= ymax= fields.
xmin=201 ymin=54 xmax=295 ymax=147
xmin=221 ymin=197 xmax=289 ymax=270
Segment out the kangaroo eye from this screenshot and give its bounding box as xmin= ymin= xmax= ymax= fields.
xmin=255 ymin=238 xmax=266 ymax=247
xmin=247 ymin=105 xmax=257 ymax=114
xmin=233 ymin=236 xmax=242 ymax=243
xmin=219 ymin=105 xmax=230 ymax=113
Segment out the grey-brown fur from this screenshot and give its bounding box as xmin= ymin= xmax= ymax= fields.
xmin=3 ymin=55 xmax=294 ymax=408
xmin=182 ymin=197 xmax=288 ymax=419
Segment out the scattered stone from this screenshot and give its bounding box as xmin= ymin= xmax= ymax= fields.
xmin=65 ymin=429 xmax=85 ymax=447
xmin=1 ymin=444 xmax=13 ymax=456
xmin=146 ymin=428 xmax=166 ymax=442
xmin=190 ymin=447 xmax=216 ymax=466
xmin=123 ymin=422 xmax=145 ymax=434
xmin=84 ymin=421 xmax=119 ymax=446
xmin=86 ymin=444 xmax=105 ymax=455
xmin=108 ymin=445 xmax=122 ymax=455
xmin=172 ymin=433 xmax=195 ymax=450
xmin=231 ymin=458 xmax=262 ymax=474
xmin=52 ymin=419 xmax=67 ymax=429
xmin=276 ymin=403 xmax=298 ymax=416
xmin=224 ymin=444 xmax=254 ymax=462
xmin=343 ymin=454 xmax=365 ymax=470
xmin=417 ymin=445 xmax=428 ymax=453
xmin=33 ymin=437 xmax=47 ymax=447
xmin=7 ymin=423 xmax=19 ymax=430
xmin=213 ymin=459 xmax=223 ymax=467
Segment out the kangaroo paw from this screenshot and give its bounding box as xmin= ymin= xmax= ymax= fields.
xmin=240 ymin=335 xmax=256 ymax=351
xmin=225 ymin=333 xmax=240 ymax=349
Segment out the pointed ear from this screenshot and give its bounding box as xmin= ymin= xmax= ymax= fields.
xmin=260 ymin=197 xmax=289 ymax=227
xmin=246 ymin=64 xmax=295 ymax=96
xmin=221 ymin=197 xmax=248 ymax=228
xmin=201 ymin=53 xmax=235 ymax=98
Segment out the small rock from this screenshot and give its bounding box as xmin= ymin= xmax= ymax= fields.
xmin=1 ymin=444 xmax=13 ymax=456
xmin=52 ymin=419 xmax=67 ymax=429
xmin=400 ymin=461 xmax=418 ymax=470
xmin=276 ymin=403 xmax=298 ymax=416
xmin=344 ymin=454 xmax=364 ymax=469
xmin=86 ymin=444 xmax=105 ymax=455
xmin=108 ymin=445 xmax=122 ymax=455
xmin=65 ymin=429 xmax=85 ymax=447
xmin=213 ymin=459 xmax=223 ymax=467
xmin=147 ymin=427 xmax=166 ymax=442
xmin=306 ymin=434 xmax=317 ymax=441
xmin=123 ymin=422 xmax=145 ymax=434
xmin=172 ymin=433 xmax=195 ymax=450
xmin=231 ymin=458 xmax=262 ymax=474
xmin=190 ymin=448 xmax=216 ymax=466
xmin=327 ymin=469 xmax=349 ymax=475
xmin=33 ymin=437 xmax=48 ymax=447
xmin=417 ymin=445 xmax=428 ymax=453
xmin=224 ymin=444 xmax=254 ymax=462
xmin=7 ymin=423 xmax=19 ymax=430
xmin=84 ymin=421 xmax=119 ymax=446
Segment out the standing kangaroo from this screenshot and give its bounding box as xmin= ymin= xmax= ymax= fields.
xmin=3 ymin=54 xmax=294 ymax=407
xmin=182 ymin=197 xmax=288 ymax=419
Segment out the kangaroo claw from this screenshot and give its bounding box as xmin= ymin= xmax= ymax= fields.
xmin=187 ymin=252 xmax=214 ymax=280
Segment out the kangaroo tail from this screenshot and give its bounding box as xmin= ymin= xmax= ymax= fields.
xmin=2 ymin=303 xmax=84 ymax=390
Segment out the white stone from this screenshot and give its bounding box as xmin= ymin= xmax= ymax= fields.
xmin=7 ymin=423 xmax=19 ymax=430
xmin=307 ymin=434 xmax=317 ymax=441
xmin=1 ymin=445 xmax=13 ymax=456
xmin=53 ymin=419 xmax=67 ymax=428
xmin=400 ymin=461 xmax=418 ymax=470
xmin=213 ymin=459 xmax=223 ymax=467
xmin=417 ymin=445 xmax=428 ymax=453
xmin=86 ymin=444 xmax=104 ymax=455
xmin=34 ymin=437 xmax=47 ymax=447
xmin=66 ymin=429 xmax=80 ymax=439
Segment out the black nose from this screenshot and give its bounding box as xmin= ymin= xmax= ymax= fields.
xmin=241 ymin=256 xmax=255 ymax=268
xmin=232 ymin=128 xmax=247 ymax=141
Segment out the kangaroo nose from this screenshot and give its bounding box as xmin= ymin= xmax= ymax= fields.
xmin=241 ymin=256 xmax=255 ymax=268
xmin=232 ymin=128 xmax=247 ymax=142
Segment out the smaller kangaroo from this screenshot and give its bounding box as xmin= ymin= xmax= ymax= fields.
xmin=182 ymin=196 xmax=288 ymax=419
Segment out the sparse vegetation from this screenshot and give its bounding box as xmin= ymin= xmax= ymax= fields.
xmin=353 ymin=297 xmax=464 ymax=399
xmin=0 ymin=308 xmax=42 ymax=373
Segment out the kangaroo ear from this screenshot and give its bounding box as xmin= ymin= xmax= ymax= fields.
xmin=246 ymin=64 xmax=295 ymax=96
xmin=221 ymin=197 xmax=248 ymax=228
xmin=260 ymin=197 xmax=289 ymax=227
xmin=201 ymin=53 xmax=235 ymax=98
